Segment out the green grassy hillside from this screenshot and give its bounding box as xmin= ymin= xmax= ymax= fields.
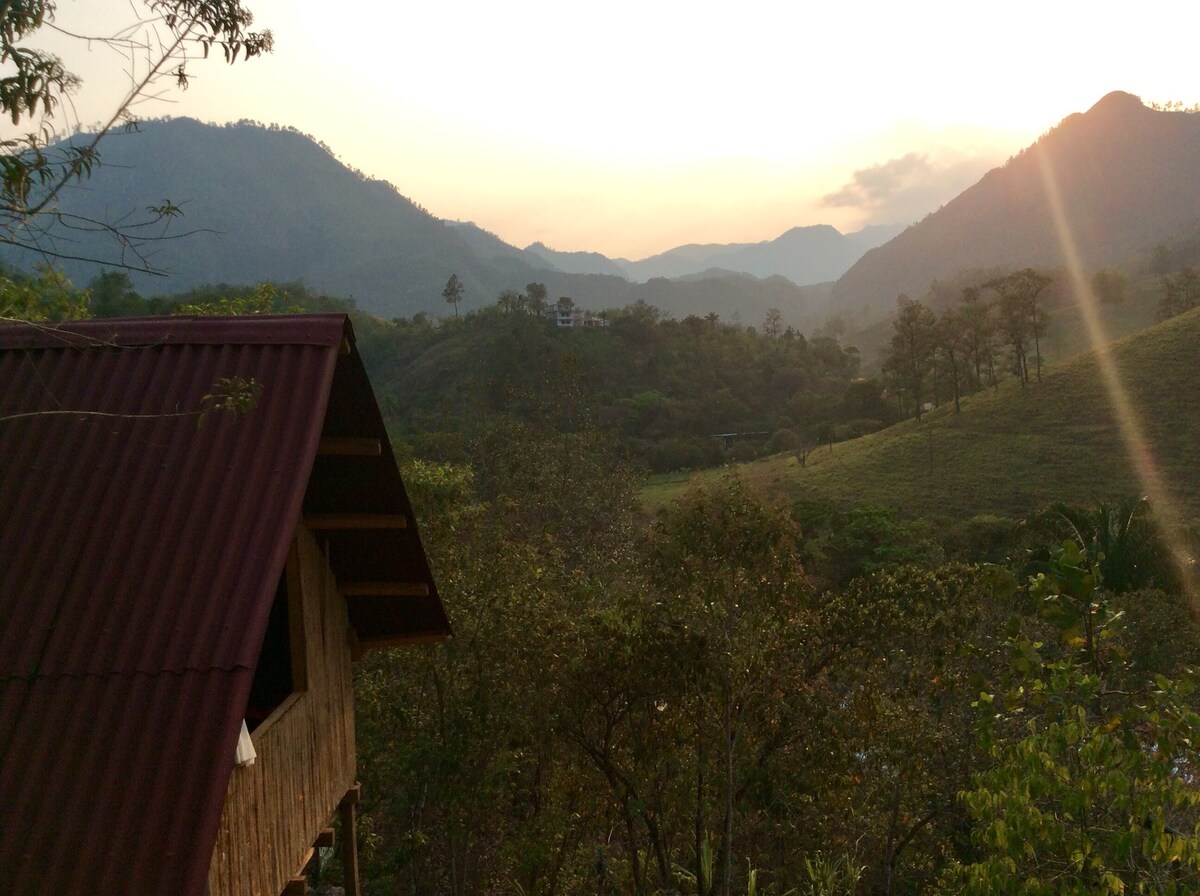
xmin=646 ymin=307 xmax=1200 ymax=521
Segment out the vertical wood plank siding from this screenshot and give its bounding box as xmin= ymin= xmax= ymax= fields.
xmin=207 ymin=525 xmax=357 ymax=896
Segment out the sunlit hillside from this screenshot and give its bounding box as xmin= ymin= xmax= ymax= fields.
xmin=645 ymin=306 xmax=1200 ymax=521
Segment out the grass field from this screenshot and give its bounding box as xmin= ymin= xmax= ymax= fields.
xmin=643 ymin=307 xmax=1200 ymax=524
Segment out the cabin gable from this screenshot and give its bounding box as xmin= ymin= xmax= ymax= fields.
xmin=208 ymin=523 xmax=357 ymax=896
xmin=0 ymin=314 xmax=449 ymax=896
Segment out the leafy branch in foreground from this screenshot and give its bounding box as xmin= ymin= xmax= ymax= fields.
xmin=0 ymin=1 xmax=271 ymax=272
xmin=942 ymin=540 xmax=1200 ymax=895
xmin=0 ymin=264 xmax=90 ymax=320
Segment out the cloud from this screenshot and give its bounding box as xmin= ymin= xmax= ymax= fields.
xmin=822 ymin=151 xmax=997 ymax=225
xmin=822 ymin=152 xmax=932 ymax=208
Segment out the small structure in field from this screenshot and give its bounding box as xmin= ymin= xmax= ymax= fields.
xmin=0 ymin=314 xmax=450 ymax=896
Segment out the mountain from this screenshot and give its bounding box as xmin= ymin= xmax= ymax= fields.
xmin=448 ymin=221 xmax=551 ymax=270
xmin=832 ymin=92 xmax=1200 ymax=316
xmin=0 ymin=118 xmax=855 ymax=324
xmin=523 ymin=242 xmax=630 ymax=278
xmin=0 ymin=118 xmax=536 ymax=317
xmin=617 ymin=224 xmax=905 ymax=283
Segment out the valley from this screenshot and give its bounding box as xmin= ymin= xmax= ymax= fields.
xmin=5 ymin=62 xmax=1200 ymax=896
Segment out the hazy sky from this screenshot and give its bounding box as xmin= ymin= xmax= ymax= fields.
xmin=27 ymin=0 xmax=1200 ymax=258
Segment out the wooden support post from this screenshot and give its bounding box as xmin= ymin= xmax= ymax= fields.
xmin=283 ymin=877 xmax=308 ymax=896
xmin=304 ymin=513 xmax=408 ymax=531
xmin=315 ymin=827 xmax=336 ymax=849
xmin=356 ymin=632 xmax=448 ymax=650
xmin=340 ymin=784 xmax=362 ymax=896
xmin=341 ymin=582 xmax=430 ymax=598
xmin=317 ymin=437 xmax=382 ymax=457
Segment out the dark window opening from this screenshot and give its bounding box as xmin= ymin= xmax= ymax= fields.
xmin=245 ymin=569 xmax=301 ymax=732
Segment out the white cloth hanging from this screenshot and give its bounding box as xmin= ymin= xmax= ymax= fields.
xmin=235 ymin=719 xmax=257 ymax=767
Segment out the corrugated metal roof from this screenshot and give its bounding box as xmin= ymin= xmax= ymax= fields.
xmin=0 ymin=313 xmax=448 ymax=895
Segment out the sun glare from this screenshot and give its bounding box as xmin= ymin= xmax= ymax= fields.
xmin=1035 ymin=149 xmax=1199 ymax=606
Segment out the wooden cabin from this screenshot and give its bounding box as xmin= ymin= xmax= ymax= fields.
xmin=0 ymin=314 xmax=450 ymax=896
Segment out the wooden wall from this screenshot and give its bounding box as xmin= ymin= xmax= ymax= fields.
xmin=207 ymin=524 xmax=357 ymax=896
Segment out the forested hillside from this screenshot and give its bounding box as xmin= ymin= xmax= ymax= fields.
xmin=654 ymin=306 xmax=1200 ymax=523
xmin=327 ymin=291 xmax=878 ymax=472
xmin=37 ymin=268 xmax=878 ymax=471
xmin=11 ymin=261 xmax=1200 ymax=896
xmin=355 ymin=372 xmax=1200 ymax=896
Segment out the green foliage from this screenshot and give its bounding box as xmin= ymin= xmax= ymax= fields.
xmin=356 ymin=414 xmax=644 ymax=896
xmin=1092 ymin=268 xmax=1128 ymax=305
xmin=174 ymin=280 xmax=296 ymax=315
xmin=442 ymin=273 xmax=464 ymax=318
xmin=987 ymin=269 xmax=1052 ymax=385
xmin=369 ymin=295 xmax=872 ymax=473
xmin=197 ymin=375 xmax=262 ymax=425
xmin=791 ymin=502 xmax=943 ymax=589
xmin=1047 ymin=498 xmax=1179 ymax=594
xmin=0 ymin=264 xmax=89 ymax=320
xmin=882 ymin=294 xmax=937 ymax=420
xmin=358 ymin=432 xmax=1038 ymax=896
xmin=879 ymin=268 xmax=1060 ymax=424
xmin=89 ymin=271 xmax=154 ymax=317
xmin=799 ymin=851 xmax=864 ymax=896
xmin=764 ymin=427 xmax=802 ymax=454
xmin=666 ymin=307 xmax=1200 ymax=522
xmin=1159 ymin=267 xmax=1200 ymax=321
xmin=943 ymin=542 xmax=1200 ymax=895
xmin=359 ymin=418 xmax=1200 ymax=896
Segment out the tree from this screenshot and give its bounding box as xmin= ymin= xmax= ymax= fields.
xmin=0 ymin=2 xmax=272 ymax=272
xmin=1091 ymin=268 xmax=1127 ymax=305
xmin=645 ymin=476 xmax=841 ymax=896
xmin=1158 ymin=266 xmax=1200 ymax=321
xmin=837 ymin=563 xmax=1012 ymax=895
xmin=0 ymin=264 xmax=90 ymax=320
xmin=355 ymin=413 xmax=643 ymax=896
xmin=885 ymin=295 xmax=937 ymax=420
xmin=496 ymin=289 xmax=520 ymax=314
xmin=442 ymin=273 xmax=464 ymax=319
xmin=936 ymin=306 xmax=971 ymax=413
xmin=762 ymin=307 xmax=782 ymax=338
xmin=525 ymin=282 xmax=549 ymax=317
xmin=1047 ymin=498 xmax=1178 ymax=594
xmin=958 ymin=286 xmax=997 ymax=390
xmin=988 ymin=269 xmax=1051 ymax=385
xmin=1150 ymin=242 xmax=1174 ymax=276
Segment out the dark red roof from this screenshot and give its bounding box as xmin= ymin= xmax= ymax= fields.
xmin=0 ymin=313 xmax=448 ymax=895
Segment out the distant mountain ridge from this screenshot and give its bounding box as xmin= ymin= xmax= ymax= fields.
xmin=522 ymin=241 xmax=630 ymax=278
xmin=832 ymin=92 xmax=1200 ymax=316
xmin=1 ymin=118 xmax=510 ymax=317
xmin=613 ymin=223 xmax=904 ymax=283
xmin=468 ymin=225 xmax=903 ymax=286
xmin=0 ymin=117 xmax=892 ymax=322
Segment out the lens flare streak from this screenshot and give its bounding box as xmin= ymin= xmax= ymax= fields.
xmin=1035 ymin=147 xmax=1198 ymax=605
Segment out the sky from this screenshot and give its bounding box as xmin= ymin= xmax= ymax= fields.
xmin=23 ymin=0 xmax=1200 ymax=259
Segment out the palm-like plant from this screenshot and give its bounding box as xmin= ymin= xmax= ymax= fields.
xmin=1049 ymin=497 xmax=1165 ymax=593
